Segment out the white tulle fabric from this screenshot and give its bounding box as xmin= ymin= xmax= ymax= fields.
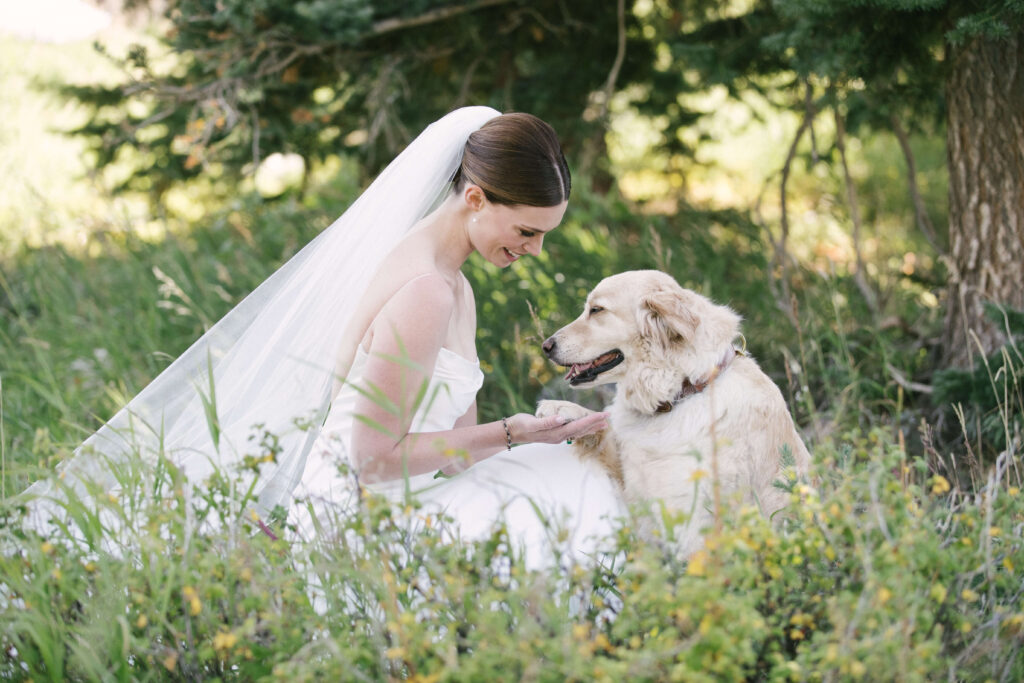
xmin=21 ymin=106 xmax=504 ymax=526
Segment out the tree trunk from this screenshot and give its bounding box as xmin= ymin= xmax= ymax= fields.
xmin=942 ymin=32 xmax=1024 ymax=368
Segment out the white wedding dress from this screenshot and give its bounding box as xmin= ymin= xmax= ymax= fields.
xmin=15 ymin=107 xmax=623 ymax=572
xmin=290 ymin=344 xmax=625 ymax=570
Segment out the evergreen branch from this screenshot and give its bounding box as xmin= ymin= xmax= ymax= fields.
xmin=369 ymin=0 xmax=518 ymax=36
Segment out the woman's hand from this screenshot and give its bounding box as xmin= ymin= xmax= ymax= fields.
xmin=506 ymin=411 xmax=609 ymax=445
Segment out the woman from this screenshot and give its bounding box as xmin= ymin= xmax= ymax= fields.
xmin=20 ymin=106 xmax=623 ymax=565
xmin=290 ymin=109 xmax=623 ymax=565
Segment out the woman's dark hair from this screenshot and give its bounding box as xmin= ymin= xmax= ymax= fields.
xmin=453 ymin=112 xmax=571 ymax=207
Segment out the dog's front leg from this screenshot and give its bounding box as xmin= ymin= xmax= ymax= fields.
xmin=535 ymin=400 xmax=623 ymax=488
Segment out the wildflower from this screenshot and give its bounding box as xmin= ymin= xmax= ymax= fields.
xmin=182 ymin=586 xmax=201 ymax=615
xmin=136 ymin=614 xmax=148 ymax=629
xmin=213 ymin=631 xmax=238 ymax=652
xmin=689 ymin=469 xmax=708 ymax=482
xmin=686 ymin=550 xmax=708 ymax=577
xmin=961 ymin=588 xmax=979 ymax=602
xmin=40 ymin=541 xmax=54 ymax=555
xmin=790 ymin=629 xmax=804 ymax=640
xmin=877 ymin=587 xmax=892 ymax=605
xmin=930 ymin=584 xmax=947 ymax=604
xmin=988 ymin=526 xmax=1001 ymax=537
xmin=162 ymin=653 xmax=178 ymax=672
xmin=930 ymin=475 xmax=951 ymax=495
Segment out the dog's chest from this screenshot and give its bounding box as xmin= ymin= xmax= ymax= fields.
xmin=611 ymin=394 xmax=719 ymax=446
xmin=610 ymin=400 xmax=719 ymax=505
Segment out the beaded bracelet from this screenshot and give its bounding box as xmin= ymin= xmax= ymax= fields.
xmin=500 ymin=417 xmax=512 ymax=451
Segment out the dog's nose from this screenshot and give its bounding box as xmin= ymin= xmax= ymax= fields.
xmin=542 ymin=336 xmax=557 ymax=356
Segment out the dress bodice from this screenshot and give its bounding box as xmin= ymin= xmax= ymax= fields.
xmin=324 ymin=345 xmax=483 ymax=436
xmin=302 ymin=344 xmax=484 ymax=498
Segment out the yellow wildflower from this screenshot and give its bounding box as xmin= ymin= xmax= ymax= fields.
xmin=213 ymin=631 xmax=238 ymax=652
xmin=182 ymin=586 xmax=201 ymax=616
xmin=931 ymin=475 xmax=951 ymax=495
xmin=686 ymin=550 xmax=708 ymax=577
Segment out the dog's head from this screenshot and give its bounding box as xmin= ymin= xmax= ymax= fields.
xmin=542 ymin=270 xmax=741 ymax=413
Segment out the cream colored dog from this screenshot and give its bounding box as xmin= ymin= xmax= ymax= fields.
xmin=537 ymin=270 xmax=810 ymax=557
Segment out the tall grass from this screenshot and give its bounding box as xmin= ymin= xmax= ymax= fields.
xmin=2 ymin=423 xmax=1022 ymax=680
xmin=2 ymin=177 xmax=1020 ymax=677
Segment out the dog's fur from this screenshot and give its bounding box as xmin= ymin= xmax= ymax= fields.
xmin=538 ymin=270 xmax=810 ymax=557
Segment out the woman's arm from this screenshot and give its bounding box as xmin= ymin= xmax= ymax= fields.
xmin=349 ymin=274 xmax=607 ymax=484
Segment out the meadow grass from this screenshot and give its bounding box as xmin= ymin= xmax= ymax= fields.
xmin=2 ymin=175 xmax=1021 ymax=679
xmin=2 ymin=24 xmax=1020 ymax=680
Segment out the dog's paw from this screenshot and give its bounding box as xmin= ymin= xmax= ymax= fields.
xmin=536 ymin=399 xmax=593 ymax=422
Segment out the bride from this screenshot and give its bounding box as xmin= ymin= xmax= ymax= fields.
xmin=19 ymin=106 xmax=624 ymax=567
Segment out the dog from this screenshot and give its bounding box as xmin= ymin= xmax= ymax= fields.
xmin=537 ymin=270 xmax=810 ymax=557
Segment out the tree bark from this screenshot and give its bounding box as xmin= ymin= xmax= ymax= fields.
xmin=942 ymin=32 xmax=1024 ymax=368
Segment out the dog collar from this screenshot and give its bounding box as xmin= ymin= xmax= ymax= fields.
xmin=655 ymin=346 xmax=741 ymax=413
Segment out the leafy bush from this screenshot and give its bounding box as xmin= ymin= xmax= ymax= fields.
xmin=3 ymin=432 xmax=1022 ymax=680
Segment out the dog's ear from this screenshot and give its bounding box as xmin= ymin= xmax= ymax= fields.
xmin=637 ymin=286 xmax=699 ymax=349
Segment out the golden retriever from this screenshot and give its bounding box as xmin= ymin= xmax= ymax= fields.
xmin=537 ymin=270 xmax=810 ymax=557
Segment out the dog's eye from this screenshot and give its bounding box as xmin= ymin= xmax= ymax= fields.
xmin=589 ymin=306 xmax=604 ymax=315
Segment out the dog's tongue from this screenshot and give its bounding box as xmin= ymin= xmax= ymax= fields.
xmin=565 ymin=361 xmax=594 ymax=381
xmin=564 ymin=352 xmax=618 ymax=380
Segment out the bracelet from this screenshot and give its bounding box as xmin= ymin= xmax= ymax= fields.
xmin=500 ymin=417 xmax=512 ymax=451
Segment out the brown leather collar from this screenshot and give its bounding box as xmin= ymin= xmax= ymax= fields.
xmin=655 ymin=347 xmax=740 ymax=413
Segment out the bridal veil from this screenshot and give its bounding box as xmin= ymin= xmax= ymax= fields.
xmin=21 ymin=106 xmax=502 ymax=526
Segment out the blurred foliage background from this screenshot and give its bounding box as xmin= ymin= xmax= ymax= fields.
xmin=1 ymin=0 xmax=1021 ymax=493
xmin=3 ymin=2 xmax=1024 ymax=680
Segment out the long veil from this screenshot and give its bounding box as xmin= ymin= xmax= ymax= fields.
xmin=21 ymin=105 xmax=502 ymax=527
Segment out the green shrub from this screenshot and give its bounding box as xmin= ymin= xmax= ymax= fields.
xmin=3 ymin=431 xmax=1021 ymax=681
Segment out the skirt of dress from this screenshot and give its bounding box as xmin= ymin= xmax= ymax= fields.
xmin=291 ymin=441 xmax=625 ymax=572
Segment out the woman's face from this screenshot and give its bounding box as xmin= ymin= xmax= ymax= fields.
xmin=469 ymin=196 xmax=568 ymax=268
